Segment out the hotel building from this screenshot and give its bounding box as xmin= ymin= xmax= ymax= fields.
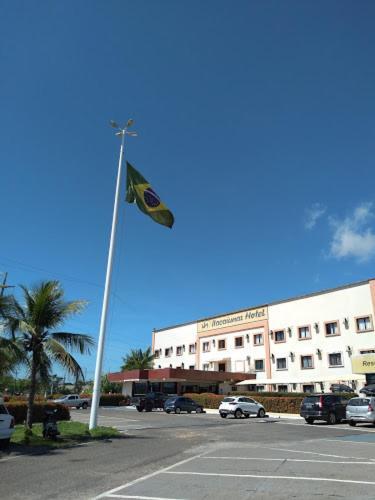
xmin=109 ymin=278 xmax=375 ymax=395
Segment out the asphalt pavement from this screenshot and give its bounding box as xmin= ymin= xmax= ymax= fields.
xmin=1 ymin=407 xmax=375 ymax=499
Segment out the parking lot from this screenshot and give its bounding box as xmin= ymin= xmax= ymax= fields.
xmin=2 ymin=407 xmax=375 ymax=499
xmin=71 ymin=407 xmax=375 ymax=500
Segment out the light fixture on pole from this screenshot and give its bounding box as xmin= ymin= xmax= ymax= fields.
xmin=89 ymin=120 xmax=137 ymax=430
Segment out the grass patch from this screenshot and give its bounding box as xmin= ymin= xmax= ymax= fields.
xmin=11 ymin=421 xmax=120 ymax=448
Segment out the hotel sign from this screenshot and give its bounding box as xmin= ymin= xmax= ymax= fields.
xmin=351 ymin=354 xmax=375 ymax=374
xmin=197 ymin=307 xmax=268 ymax=333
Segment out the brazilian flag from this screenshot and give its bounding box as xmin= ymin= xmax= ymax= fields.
xmin=125 ymin=162 xmax=174 ymax=228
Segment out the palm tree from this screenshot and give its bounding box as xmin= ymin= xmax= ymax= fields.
xmin=1 ymin=281 xmax=94 ymax=428
xmin=121 ymin=347 xmax=154 ymax=370
xmin=0 ymin=296 xmax=24 ymax=377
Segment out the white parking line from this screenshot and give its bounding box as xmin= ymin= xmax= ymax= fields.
xmin=251 ymin=444 xmax=375 ymax=461
xmin=202 ymin=456 xmax=375 ymax=465
xmin=106 ymin=495 xmax=185 ymax=500
xmin=276 ymin=421 xmax=375 ymax=432
xmin=94 ymin=453 xmax=202 ymax=499
xmin=319 ymin=438 xmax=375 ymax=446
xmin=164 ymin=470 xmax=375 ymax=485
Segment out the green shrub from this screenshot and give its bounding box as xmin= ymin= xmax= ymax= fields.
xmin=99 ymin=394 xmax=128 ymax=406
xmin=6 ymin=402 xmax=70 ymax=425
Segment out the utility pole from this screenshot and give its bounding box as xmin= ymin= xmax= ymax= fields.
xmin=0 ymin=272 xmax=15 ymax=297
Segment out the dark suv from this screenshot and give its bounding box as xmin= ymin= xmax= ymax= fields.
xmin=300 ymin=394 xmax=348 ymax=425
xmin=330 ymin=383 xmax=353 ymax=393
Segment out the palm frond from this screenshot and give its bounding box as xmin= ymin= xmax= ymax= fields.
xmin=51 ymin=332 xmax=94 ymax=354
xmin=45 ymin=338 xmax=84 ymax=379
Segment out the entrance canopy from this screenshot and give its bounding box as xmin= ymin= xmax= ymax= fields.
xmin=108 ymin=367 xmax=254 ymax=385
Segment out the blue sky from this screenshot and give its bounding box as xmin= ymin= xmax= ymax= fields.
xmin=1 ymin=1 xmax=375 ymax=380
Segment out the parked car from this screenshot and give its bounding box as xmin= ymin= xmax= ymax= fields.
xmin=53 ymin=394 xmax=90 ymax=409
xmin=346 ymin=396 xmax=375 ymax=426
xmin=330 ymin=384 xmax=354 ymax=393
xmin=131 ymin=392 xmax=170 ymax=412
xmin=0 ymin=397 xmax=15 ymax=449
xmin=359 ymin=384 xmax=375 ymax=395
xmin=219 ymin=396 xmax=266 ymax=419
xmin=300 ymin=394 xmax=347 ymax=424
xmin=164 ymin=396 xmax=204 ymax=414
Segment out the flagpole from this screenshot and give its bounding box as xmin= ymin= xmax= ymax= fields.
xmin=89 ymin=120 xmax=136 ymax=430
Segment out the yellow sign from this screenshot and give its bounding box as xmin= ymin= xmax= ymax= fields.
xmin=197 ymin=307 xmax=268 ymax=333
xmin=352 ymin=354 xmax=375 ymax=374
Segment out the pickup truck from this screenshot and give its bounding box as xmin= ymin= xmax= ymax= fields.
xmin=131 ymin=392 xmax=170 ymax=412
xmin=53 ymin=394 xmax=91 ymax=409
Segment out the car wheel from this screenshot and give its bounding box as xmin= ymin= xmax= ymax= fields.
xmin=145 ymin=403 xmax=153 ymax=412
xmin=82 ymin=402 xmax=88 ymax=410
xmin=76 ymin=406 xmax=80 ymax=410
xmin=234 ymin=409 xmax=242 ymax=419
xmin=257 ymin=408 xmax=266 ymax=418
xmin=220 ymin=413 xmax=227 ymax=418
xmin=165 ymin=409 xmax=170 ymax=413
xmin=175 ymin=407 xmax=181 ymax=414
xmin=187 ymin=410 xmax=192 ymax=414
xmin=349 ymin=420 xmax=356 ymax=426
xmin=328 ymin=412 xmax=337 ymax=425
xmin=0 ymin=438 xmax=10 ymax=449
xmin=196 ymin=407 xmax=203 ymax=414
xmin=305 ymin=418 xmax=314 ymax=425
xmin=136 ymin=406 xmax=144 ymax=412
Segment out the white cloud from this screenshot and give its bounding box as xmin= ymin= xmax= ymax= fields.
xmin=329 ymin=202 xmax=375 ymax=263
xmin=305 ymin=203 xmax=326 ymax=230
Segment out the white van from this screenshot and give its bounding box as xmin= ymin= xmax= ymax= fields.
xmin=0 ymin=397 xmax=15 ymax=448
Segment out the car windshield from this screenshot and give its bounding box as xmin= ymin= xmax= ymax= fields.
xmin=348 ymin=398 xmax=370 ymax=406
xmin=165 ymin=398 xmax=177 ymax=404
xmin=222 ymin=397 xmax=235 ymax=402
xmin=0 ymin=404 xmax=9 ymax=415
xmin=303 ymin=396 xmax=319 ymax=404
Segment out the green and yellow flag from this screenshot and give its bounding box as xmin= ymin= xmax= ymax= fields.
xmin=125 ymin=162 xmax=174 ymax=228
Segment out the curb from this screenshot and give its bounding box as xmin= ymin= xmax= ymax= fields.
xmin=204 ymin=408 xmax=302 ymax=419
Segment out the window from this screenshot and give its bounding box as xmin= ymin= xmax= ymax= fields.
xmin=325 ymin=321 xmax=339 ymax=336
xmin=218 ymin=339 xmax=226 ymax=350
xmin=189 ymin=365 xmax=195 ymax=370
xmin=189 ymin=343 xmax=196 ymax=354
xmin=254 ymin=359 xmax=264 ymax=371
xmin=301 ymin=355 xmax=313 ymax=369
xmin=275 ymin=330 xmax=285 ymax=342
xmin=278 ymin=385 xmax=288 ymax=392
xmin=360 ymin=349 xmax=375 ymax=354
xmin=154 ymin=349 xmax=160 ymax=358
xmin=235 ymin=336 xmax=244 ymax=348
xmin=328 ymin=352 xmax=343 ymax=367
xmin=218 ymin=362 xmax=226 ymax=372
xmin=176 ymin=346 xmax=183 ymax=356
xmin=253 ymin=334 xmax=263 ymax=345
xmin=202 ymin=341 xmax=210 ymax=352
xmin=298 ymin=326 xmax=311 ymax=340
xmin=356 ymin=316 xmax=373 ymax=332
xmin=203 ymin=363 xmax=209 ymax=371
xmin=165 ymin=348 xmax=171 ymax=357
xmin=303 ymin=385 xmax=314 ymax=393
xmin=276 ymin=357 xmax=287 ymax=370
xmin=256 ymin=385 xmax=265 ymax=392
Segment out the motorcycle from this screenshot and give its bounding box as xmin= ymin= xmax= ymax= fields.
xmin=42 ymin=409 xmax=60 ymax=440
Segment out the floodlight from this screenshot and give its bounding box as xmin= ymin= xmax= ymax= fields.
xmin=126 ymin=119 xmax=134 ymax=128
xmin=110 ymin=120 xmax=119 ymax=129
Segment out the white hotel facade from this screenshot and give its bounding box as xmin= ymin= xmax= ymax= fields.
xmin=152 ymin=279 xmax=375 ymax=393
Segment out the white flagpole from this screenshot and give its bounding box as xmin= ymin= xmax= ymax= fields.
xmin=89 ymin=120 xmax=136 ymax=430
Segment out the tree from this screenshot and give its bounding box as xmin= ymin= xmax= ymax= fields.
xmin=101 ymin=374 xmax=122 ymax=393
xmin=0 ymin=296 xmax=25 ymax=377
xmin=121 ymin=347 xmax=154 ymax=371
xmin=1 ymin=281 xmax=94 ymax=428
